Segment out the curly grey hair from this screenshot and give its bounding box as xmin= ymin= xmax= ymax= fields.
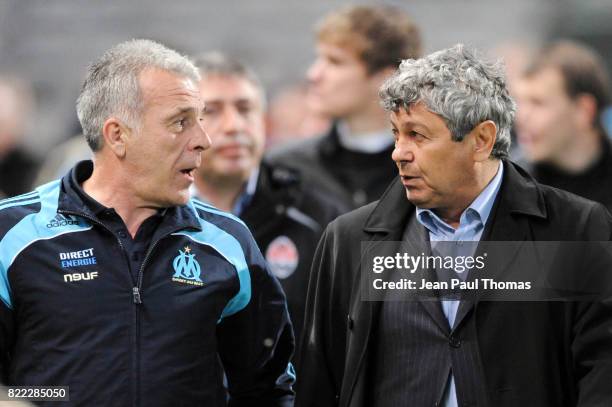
xmin=379 ymin=44 xmax=515 ymax=159
xmin=76 ymin=39 xmax=200 ymax=151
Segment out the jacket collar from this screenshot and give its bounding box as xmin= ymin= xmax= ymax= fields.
xmin=363 ymin=160 xmax=547 ymax=235
xmin=497 ymin=160 xmax=547 ymax=218
xmin=58 ymin=160 xmax=202 ymax=231
xmin=317 ymin=121 xmax=342 ymax=158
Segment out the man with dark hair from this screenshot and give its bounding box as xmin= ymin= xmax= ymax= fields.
xmin=269 ymin=5 xmax=422 ymax=210
xmin=0 ymin=40 xmax=294 ymax=406
xmin=191 ymin=52 xmax=343 ymax=348
xmin=515 ymin=40 xmax=612 ymax=210
xmin=298 ymin=44 xmax=612 ymax=407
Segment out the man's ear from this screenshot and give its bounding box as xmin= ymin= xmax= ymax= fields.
xmin=574 ymin=93 xmax=597 ymax=130
xmin=471 ymin=120 xmax=497 ymax=162
xmin=101 ymin=117 xmax=131 ymax=158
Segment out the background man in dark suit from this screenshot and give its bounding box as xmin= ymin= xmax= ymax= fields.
xmin=191 ymin=52 xmax=344 ymax=349
xmin=297 ymin=44 xmax=612 ymax=407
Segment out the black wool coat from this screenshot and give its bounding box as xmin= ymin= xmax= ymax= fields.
xmin=297 ymin=161 xmax=612 ymax=407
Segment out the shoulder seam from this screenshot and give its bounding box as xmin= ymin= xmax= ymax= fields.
xmin=191 ymin=197 xmax=215 ymax=208
xmin=0 ymin=190 xmax=39 ymax=204
xmin=191 ymin=200 xmax=248 ymax=229
xmin=0 ymin=196 xmax=41 ymax=213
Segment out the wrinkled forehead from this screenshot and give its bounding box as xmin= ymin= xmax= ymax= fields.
xmin=139 ymin=68 xmax=201 ymax=107
xmin=389 ymin=102 xmax=447 ymax=130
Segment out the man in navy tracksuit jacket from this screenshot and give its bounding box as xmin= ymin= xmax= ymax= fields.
xmin=0 ymin=39 xmax=294 ymax=406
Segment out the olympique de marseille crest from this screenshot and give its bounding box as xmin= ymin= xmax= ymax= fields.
xmin=172 ymin=246 xmax=203 ymax=286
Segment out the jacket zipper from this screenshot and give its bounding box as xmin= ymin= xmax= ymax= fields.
xmin=60 ymin=209 xmax=187 ymax=406
xmin=129 ymin=228 xmax=184 ymax=407
xmin=58 ymin=209 xmax=144 ymax=407
xmin=135 ymin=234 xmax=172 ymax=303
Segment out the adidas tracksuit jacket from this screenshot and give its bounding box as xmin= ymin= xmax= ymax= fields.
xmin=0 ymin=162 xmax=295 ymax=406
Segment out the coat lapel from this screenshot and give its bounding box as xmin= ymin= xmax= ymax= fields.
xmin=403 ymin=215 xmax=452 ymax=335
xmin=341 ymin=178 xmax=408 ymax=406
xmin=452 ymin=162 xmax=547 ymax=330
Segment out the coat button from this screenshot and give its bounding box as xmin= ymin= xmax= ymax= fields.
xmin=347 ymin=315 xmax=354 ymax=330
xmin=449 ymin=334 xmax=461 ymax=348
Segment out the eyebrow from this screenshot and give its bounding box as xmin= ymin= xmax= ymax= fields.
xmin=394 ymin=120 xmax=431 ymax=134
xmin=410 ymin=123 xmax=431 ymax=133
xmin=167 ymin=106 xmax=206 ymax=119
xmin=203 ymin=97 xmax=255 ymax=105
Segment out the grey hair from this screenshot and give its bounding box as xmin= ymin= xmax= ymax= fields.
xmin=191 ymin=51 xmax=266 ymax=109
xmin=379 ymin=44 xmax=515 ymax=159
xmin=76 ymin=39 xmax=200 ymax=151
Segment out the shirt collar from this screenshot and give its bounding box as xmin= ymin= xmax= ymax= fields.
xmin=336 ymin=120 xmax=394 ymax=154
xmin=416 ymin=161 xmax=504 ymax=234
xmin=66 ymin=160 xmax=167 ymax=220
xmin=69 ymin=160 xmax=109 ymax=216
xmin=231 ymin=166 xmax=259 ymax=216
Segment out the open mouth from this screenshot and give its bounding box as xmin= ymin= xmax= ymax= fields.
xmin=180 ymin=168 xmax=195 ymax=181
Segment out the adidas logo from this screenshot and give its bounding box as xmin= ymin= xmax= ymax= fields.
xmin=47 ymin=214 xmax=79 ymax=228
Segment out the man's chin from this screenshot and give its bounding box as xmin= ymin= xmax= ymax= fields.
xmin=527 ymin=153 xmax=549 ymax=164
xmin=162 ymin=189 xmax=191 ymax=207
xmin=177 ymin=190 xmax=192 ymax=205
xmin=520 ymin=145 xmax=549 ymax=163
xmin=307 ymin=99 xmax=342 ymax=118
xmin=203 ymin=168 xmax=251 ymax=184
xmin=224 ymin=167 xmax=251 ymax=179
xmin=404 ymin=189 xmax=432 ymax=208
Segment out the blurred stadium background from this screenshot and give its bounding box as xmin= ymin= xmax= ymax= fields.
xmin=0 ymin=0 xmax=611 ymax=154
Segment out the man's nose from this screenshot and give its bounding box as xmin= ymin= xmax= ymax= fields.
xmin=219 ymin=106 xmax=246 ymax=135
xmin=192 ymin=120 xmax=212 ymax=152
xmin=307 ymin=59 xmax=323 ymax=83
xmin=391 ymin=139 xmax=415 ymax=164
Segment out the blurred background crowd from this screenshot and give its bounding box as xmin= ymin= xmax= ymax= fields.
xmin=0 ymin=0 xmax=611 ymax=198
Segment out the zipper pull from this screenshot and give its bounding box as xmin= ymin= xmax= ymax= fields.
xmin=133 ymin=287 xmax=142 ymax=304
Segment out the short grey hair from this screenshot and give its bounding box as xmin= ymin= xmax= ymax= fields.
xmin=192 ymin=51 xmax=266 ymax=108
xmin=76 ymin=39 xmax=200 ymax=151
xmin=380 ymin=44 xmax=515 ymax=159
